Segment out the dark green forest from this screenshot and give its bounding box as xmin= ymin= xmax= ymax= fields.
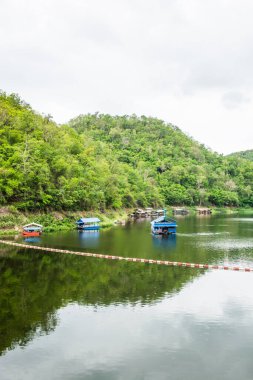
xmin=1 ymin=91 xmax=253 ymax=210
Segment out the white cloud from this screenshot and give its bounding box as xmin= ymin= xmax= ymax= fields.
xmin=1 ymin=0 xmax=253 ymax=154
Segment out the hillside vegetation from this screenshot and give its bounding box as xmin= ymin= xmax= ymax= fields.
xmin=228 ymin=149 xmax=253 ymax=162
xmin=1 ymin=91 xmax=253 ymax=210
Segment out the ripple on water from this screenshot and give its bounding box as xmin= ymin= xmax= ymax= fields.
xmin=177 ymin=232 xmax=230 ymax=237
xmin=206 ymin=224 xmax=229 ymax=227
xmin=229 ymin=218 xmax=253 ymax=222
xmin=202 ymin=238 xmax=253 ymax=251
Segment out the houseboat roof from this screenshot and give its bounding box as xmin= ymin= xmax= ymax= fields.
xmin=76 ymin=218 xmax=101 ymax=224
xmin=23 ymin=223 xmax=43 ymax=228
xmin=151 ymin=216 xmax=176 ymax=225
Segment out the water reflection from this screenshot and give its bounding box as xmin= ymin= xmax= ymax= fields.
xmin=78 ymin=230 xmax=100 ymax=248
xmin=0 ymin=244 xmax=199 ymax=356
xmin=1 ymin=270 xmax=253 ymax=380
xmin=152 ymin=233 xmax=176 ymax=249
xmin=1 ymin=213 xmax=253 ymax=380
xmin=23 ymin=237 xmax=41 ymax=244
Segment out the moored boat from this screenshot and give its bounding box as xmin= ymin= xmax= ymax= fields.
xmin=151 ymin=210 xmax=177 ymax=235
xmin=22 ymin=223 xmax=43 ymax=236
xmin=76 ymin=217 xmax=101 ymax=231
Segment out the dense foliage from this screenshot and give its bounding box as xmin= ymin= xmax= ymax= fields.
xmin=69 ymin=114 xmax=253 ymax=207
xmin=228 ymin=149 xmax=253 ymax=162
xmin=1 ymin=91 xmax=253 ymax=210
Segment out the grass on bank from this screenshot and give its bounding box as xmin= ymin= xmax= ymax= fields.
xmin=0 ymin=207 xmax=129 ymax=236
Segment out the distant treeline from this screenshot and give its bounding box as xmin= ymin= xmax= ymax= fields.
xmin=0 ymin=91 xmax=253 ymax=210
xmin=228 ymin=149 xmax=253 ymax=162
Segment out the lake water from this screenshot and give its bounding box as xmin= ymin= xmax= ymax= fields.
xmin=1 ymin=214 xmax=253 ymax=379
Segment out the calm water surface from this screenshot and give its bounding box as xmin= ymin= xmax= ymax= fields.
xmin=1 ymin=214 xmax=253 ymax=379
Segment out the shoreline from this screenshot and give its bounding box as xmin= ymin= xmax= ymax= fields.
xmin=0 ymin=206 xmax=252 ymax=236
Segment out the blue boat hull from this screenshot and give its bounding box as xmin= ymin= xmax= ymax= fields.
xmin=78 ymin=226 xmax=100 ymax=231
xmin=151 ymin=227 xmax=176 ymax=235
xmin=151 ymin=222 xmax=177 ymax=235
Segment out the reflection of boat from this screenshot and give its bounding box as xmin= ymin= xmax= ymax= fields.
xmin=78 ymin=230 xmax=100 ymax=238
xmin=151 ymin=210 xmax=177 ymax=235
xmin=76 ymin=217 xmax=101 ymax=230
xmin=78 ymin=230 xmax=100 ymax=248
xmin=24 ymin=237 xmax=41 ymax=243
xmin=22 ymin=223 xmax=43 ymax=237
xmin=152 ymin=233 xmax=176 ymax=248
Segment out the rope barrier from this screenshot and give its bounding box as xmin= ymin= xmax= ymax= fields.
xmin=0 ymin=239 xmax=253 ymax=272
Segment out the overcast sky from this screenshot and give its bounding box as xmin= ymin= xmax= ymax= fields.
xmin=1 ymin=0 xmax=253 ymax=154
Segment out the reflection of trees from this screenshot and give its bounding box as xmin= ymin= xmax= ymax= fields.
xmin=0 ymin=247 xmax=201 ymax=355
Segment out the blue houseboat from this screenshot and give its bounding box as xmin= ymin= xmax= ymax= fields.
xmin=151 ymin=211 xmax=177 ymax=235
xmin=76 ymin=217 xmax=101 ymax=231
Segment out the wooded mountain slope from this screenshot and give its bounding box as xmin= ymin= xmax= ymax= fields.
xmin=228 ymin=149 xmax=253 ymax=162
xmin=1 ymin=91 xmax=253 ymax=210
xmin=69 ymin=114 xmax=253 ymax=207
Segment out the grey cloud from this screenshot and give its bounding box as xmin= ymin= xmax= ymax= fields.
xmin=222 ymin=91 xmax=251 ymax=109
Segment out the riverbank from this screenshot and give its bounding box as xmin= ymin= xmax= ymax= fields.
xmin=0 ymin=207 xmax=129 ymax=236
xmin=0 ymin=206 xmax=251 ymax=236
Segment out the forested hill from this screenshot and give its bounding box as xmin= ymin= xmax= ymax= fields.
xmin=227 ymin=149 xmax=253 ymax=162
xmin=69 ymin=114 xmax=253 ymax=207
xmin=1 ymin=91 xmax=253 ymax=210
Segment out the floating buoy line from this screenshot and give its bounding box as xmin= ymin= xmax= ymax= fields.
xmin=0 ymin=239 xmax=252 ymax=272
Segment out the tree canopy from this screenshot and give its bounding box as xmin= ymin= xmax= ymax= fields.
xmin=1 ymin=91 xmax=253 ymax=210
xmin=228 ymin=149 xmax=253 ymax=162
